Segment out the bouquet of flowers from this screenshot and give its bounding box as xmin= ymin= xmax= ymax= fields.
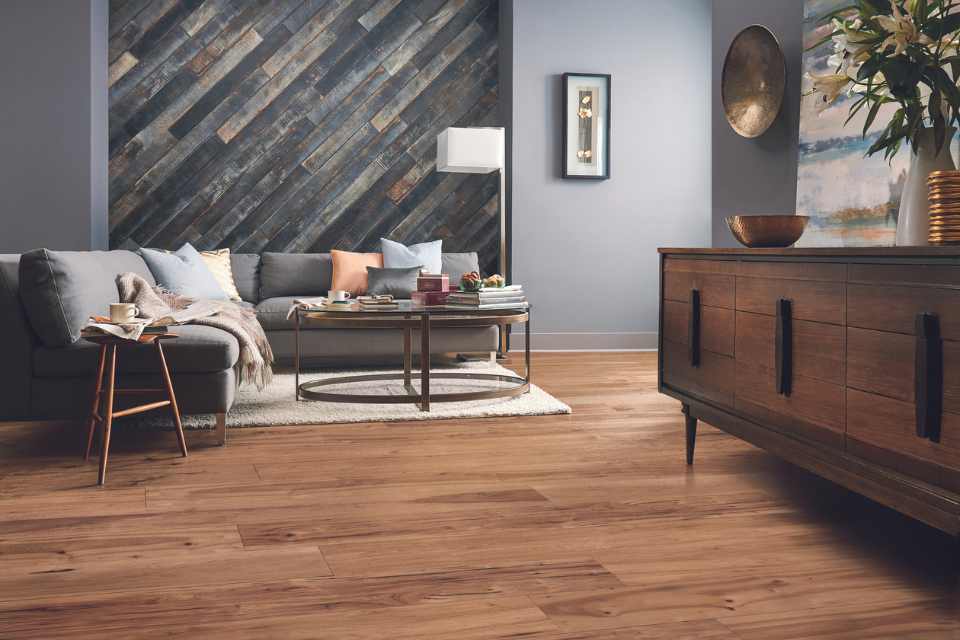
xmin=807 ymin=0 xmax=960 ymax=160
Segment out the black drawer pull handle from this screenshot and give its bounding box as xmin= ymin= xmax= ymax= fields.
xmin=915 ymin=313 xmax=943 ymax=443
xmin=775 ymin=298 xmax=792 ymax=397
xmin=689 ymin=289 xmax=701 ymax=368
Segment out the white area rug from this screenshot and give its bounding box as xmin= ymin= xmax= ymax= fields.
xmin=165 ymin=362 xmax=570 ymax=428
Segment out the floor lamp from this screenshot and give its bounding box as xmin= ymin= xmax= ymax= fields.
xmin=436 ymin=127 xmax=509 ymax=354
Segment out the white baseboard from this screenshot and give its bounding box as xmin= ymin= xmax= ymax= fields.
xmin=509 ymin=331 xmax=657 ymax=351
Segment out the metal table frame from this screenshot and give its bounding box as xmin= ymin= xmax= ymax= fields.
xmin=294 ymin=306 xmax=531 ymax=411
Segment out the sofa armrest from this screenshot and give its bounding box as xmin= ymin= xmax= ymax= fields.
xmin=0 ymin=255 xmax=34 ymax=419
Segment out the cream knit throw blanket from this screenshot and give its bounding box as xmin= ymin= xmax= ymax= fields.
xmin=117 ymin=273 xmax=273 ymax=390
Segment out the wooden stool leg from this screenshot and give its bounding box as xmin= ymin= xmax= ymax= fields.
xmin=156 ymin=340 xmax=187 ymax=457
xmin=84 ymin=345 xmax=108 ymax=460
xmin=98 ymin=345 xmax=118 ymax=486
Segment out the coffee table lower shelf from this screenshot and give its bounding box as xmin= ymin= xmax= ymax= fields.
xmin=298 ymin=372 xmax=530 ymax=410
xmin=294 ymin=306 xmax=531 ymax=412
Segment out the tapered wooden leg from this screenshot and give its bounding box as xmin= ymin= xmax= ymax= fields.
xmin=156 ymin=340 xmax=187 ymax=458
xmin=683 ymin=404 xmax=697 ymax=466
xmin=215 ymin=412 xmax=226 ymax=446
xmin=98 ymin=345 xmax=118 ymax=486
xmin=84 ymin=345 xmax=107 ymax=460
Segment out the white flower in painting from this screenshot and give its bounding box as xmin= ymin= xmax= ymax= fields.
xmin=808 ymin=72 xmax=852 ymax=113
xmin=875 ymin=2 xmax=932 ymax=56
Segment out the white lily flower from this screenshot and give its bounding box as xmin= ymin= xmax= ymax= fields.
xmin=808 ymin=71 xmax=852 ymax=113
xmin=876 ymin=1 xmax=932 ymax=56
xmin=832 ymin=17 xmax=875 ymax=57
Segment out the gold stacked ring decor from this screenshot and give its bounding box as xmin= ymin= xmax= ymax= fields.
xmin=927 ymin=170 xmax=960 ymax=245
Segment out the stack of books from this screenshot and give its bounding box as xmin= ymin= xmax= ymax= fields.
xmin=446 ymin=285 xmax=527 ymax=310
xmin=411 ymin=273 xmax=451 ymax=307
xmin=357 ymin=295 xmax=399 ymax=310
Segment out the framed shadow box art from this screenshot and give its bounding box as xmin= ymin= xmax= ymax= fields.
xmin=562 ymin=73 xmax=611 ymax=180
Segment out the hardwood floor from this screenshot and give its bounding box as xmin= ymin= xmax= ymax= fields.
xmin=0 ymin=352 xmax=957 ymax=639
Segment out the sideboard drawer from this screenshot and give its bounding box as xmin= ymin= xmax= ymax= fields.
xmin=663 ymin=259 xmax=735 ymax=309
xmin=735 ymin=359 xmax=844 ymax=447
xmin=736 ymin=277 xmax=844 ymax=324
xmin=663 ymin=300 xmax=734 ymax=356
xmin=847 ymin=327 xmax=960 ymax=412
xmin=848 ymin=283 xmax=960 ymax=340
xmin=662 ymin=339 xmax=734 ymax=408
xmin=847 ymin=389 xmax=960 ymax=492
xmin=735 ymin=311 xmax=844 ymax=385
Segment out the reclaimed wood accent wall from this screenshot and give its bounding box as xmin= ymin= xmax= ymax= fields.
xmin=108 ymin=0 xmax=500 ymax=272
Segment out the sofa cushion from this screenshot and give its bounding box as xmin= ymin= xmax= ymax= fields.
xmin=381 ymin=238 xmax=442 ymax=274
xmin=331 ymin=250 xmax=382 ymax=295
xmin=19 ymin=249 xmax=154 ymax=348
xmin=230 ymin=253 xmax=261 ymax=303
xmin=255 ymin=297 xmax=298 ymax=331
xmin=139 ymin=244 xmax=229 ymax=300
xmin=33 ymin=324 xmax=240 ymax=377
xmin=366 ymin=265 xmax=420 ymax=298
xmin=260 ymin=253 xmax=332 ymax=299
xmin=441 ymin=252 xmax=481 ymax=285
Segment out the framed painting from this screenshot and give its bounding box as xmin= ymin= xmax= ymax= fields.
xmin=562 ymin=73 xmax=611 ymax=180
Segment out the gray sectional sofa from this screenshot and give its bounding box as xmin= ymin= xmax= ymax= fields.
xmin=0 ymin=250 xmax=497 ymax=436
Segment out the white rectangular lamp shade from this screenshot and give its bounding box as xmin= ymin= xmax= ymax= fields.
xmin=436 ymin=127 xmax=504 ymax=174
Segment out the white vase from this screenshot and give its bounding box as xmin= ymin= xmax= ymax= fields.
xmin=895 ymin=127 xmax=956 ymax=246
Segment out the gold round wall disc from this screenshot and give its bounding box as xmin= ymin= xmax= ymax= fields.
xmin=721 ymin=25 xmax=786 ymax=138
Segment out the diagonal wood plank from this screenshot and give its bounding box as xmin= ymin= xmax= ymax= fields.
xmin=109 ymin=0 xmax=501 ymax=268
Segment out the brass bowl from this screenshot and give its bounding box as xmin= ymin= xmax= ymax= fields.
xmin=726 ymin=215 xmax=809 ymax=248
xmin=721 ymin=25 xmax=786 ymax=138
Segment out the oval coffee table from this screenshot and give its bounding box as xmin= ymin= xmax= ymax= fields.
xmin=294 ymin=302 xmax=530 ymax=411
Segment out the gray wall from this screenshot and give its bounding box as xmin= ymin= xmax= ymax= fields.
xmin=507 ymin=0 xmax=712 ymax=350
xmin=0 ymin=0 xmax=109 ymax=253
xmin=712 ymin=0 xmax=803 ymax=247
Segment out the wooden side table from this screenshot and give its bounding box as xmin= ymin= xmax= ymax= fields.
xmin=83 ymin=334 xmax=187 ymax=485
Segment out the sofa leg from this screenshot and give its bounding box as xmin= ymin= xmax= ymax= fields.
xmin=215 ymin=413 xmax=227 ymax=446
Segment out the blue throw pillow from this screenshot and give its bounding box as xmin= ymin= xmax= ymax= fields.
xmin=380 ymin=238 xmax=442 ymax=274
xmin=139 ymin=243 xmax=229 ymax=300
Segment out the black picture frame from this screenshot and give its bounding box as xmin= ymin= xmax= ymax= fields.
xmin=561 ymin=72 xmax=611 ymax=180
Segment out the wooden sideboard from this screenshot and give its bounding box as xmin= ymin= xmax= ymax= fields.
xmin=659 ymin=247 xmax=960 ymax=538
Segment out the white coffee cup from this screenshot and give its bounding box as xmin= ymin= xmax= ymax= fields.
xmin=328 ymin=290 xmax=352 ymax=302
xmin=109 ymin=302 xmax=140 ymax=323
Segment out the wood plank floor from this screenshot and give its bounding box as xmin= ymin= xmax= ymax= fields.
xmin=0 ymin=352 xmax=957 ymax=639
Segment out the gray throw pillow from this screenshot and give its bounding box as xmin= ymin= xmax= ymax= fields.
xmin=139 ymin=243 xmax=228 ymax=300
xmin=19 ymin=249 xmax=121 ymax=347
xmin=260 ymin=253 xmax=332 ymax=299
xmin=366 ymin=266 xmax=421 ymax=298
xmin=381 ymin=238 xmax=442 ymax=274
xmin=441 ymin=252 xmax=481 ymax=285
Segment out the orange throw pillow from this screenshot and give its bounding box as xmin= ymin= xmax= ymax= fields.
xmin=330 ymin=250 xmax=383 ymax=295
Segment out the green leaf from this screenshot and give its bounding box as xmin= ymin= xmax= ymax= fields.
xmin=845 ymin=95 xmax=870 ymax=125
xmin=882 ymin=57 xmax=923 ymax=99
xmin=922 ymin=12 xmax=960 ymax=37
xmin=863 ymin=98 xmax=885 ymax=137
